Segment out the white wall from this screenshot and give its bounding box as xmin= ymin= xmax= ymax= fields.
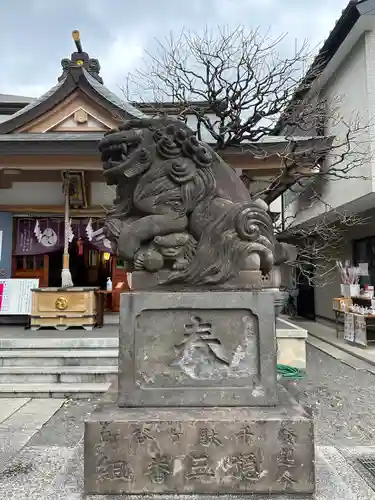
xmin=1 ymin=181 xmax=117 ymax=207
xmin=364 ymin=29 xmax=375 ymax=191
xmin=285 ymin=35 xmax=372 ymax=228
xmin=185 ymin=112 xmax=218 ymax=144
xmin=0 ymin=182 xmax=64 ymax=205
xmin=314 ymin=276 xmax=342 ymax=320
xmin=270 ymin=196 xmax=281 ymax=214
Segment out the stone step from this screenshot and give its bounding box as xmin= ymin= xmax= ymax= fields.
xmin=0 ymin=348 xmax=118 ymax=367
xmin=0 ymin=382 xmax=112 ymax=398
xmin=104 ymin=314 xmax=119 ymax=325
xmin=0 ymin=337 xmax=118 ymax=349
xmin=0 ymin=365 xmax=118 ymax=384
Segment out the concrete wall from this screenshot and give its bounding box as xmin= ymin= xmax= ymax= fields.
xmin=0 ymin=212 xmax=13 ymax=278
xmin=0 ymin=182 xmax=64 ymax=205
xmin=314 ymin=252 xmax=349 ymax=321
xmin=284 ymin=35 xmax=372 ymax=227
xmin=1 ymin=180 xmax=116 ymax=208
xmin=364 ymin=29 xmax=375 ymax=190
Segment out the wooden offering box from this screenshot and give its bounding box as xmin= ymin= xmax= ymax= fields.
xmin=30 ymin=287 xmax=98 ymax=331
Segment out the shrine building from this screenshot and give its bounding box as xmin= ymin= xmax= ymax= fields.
xmin=0 ymin=33 xmax=323 ymax=312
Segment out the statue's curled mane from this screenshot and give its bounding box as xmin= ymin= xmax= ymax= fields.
xmin=98 ymin=117 xmax=276 ymax=286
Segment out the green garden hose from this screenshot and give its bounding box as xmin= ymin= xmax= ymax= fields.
xmin=276 ymin=364 xmax=304 ymax=380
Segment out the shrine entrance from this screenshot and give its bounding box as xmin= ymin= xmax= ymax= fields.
xmin=12 ymin=216 xmax=130 ymax=313
xmin=48 ymin=238 xmax=111 ymax=288
xmin=12 ymin=216 xmax=113 ymax=287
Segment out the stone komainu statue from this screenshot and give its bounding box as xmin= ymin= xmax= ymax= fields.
xmin=98 ymin=118 xmax=277 ymax=286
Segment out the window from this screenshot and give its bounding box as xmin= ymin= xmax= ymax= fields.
xmin=88 ymin=249 xmax=98 ymax=267
xmin=353 ymin=237 xmax=375 ymax=286
xmin=15 ymin=257 xmax=24 ymax=270
xmin=36 ymin=256 xmax=44 ymax=269
xmin=15 ymin=256 xmax=45 ymax=271
xmin=26 ymin=256 xmax=34 ymax=270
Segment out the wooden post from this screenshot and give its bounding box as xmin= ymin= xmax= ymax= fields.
xmin=61 ymin=171 xmax=73 ymax=287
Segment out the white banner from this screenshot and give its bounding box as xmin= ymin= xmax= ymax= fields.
xmin=344 ymin=312 xmax=355 ymax=342
xmin=354 ymin=314 xmax=367 ymax=347
xmin=0 ymin=279 xmax=39 ymax=315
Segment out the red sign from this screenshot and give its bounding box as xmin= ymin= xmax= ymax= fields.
xmin=0 ymin=283 xmax=4 ymax=312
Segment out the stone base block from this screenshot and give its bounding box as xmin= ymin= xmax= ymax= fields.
xmin=276 ymin=318 xmax=308 ymax=370
xmin=84 ymin=393 xmax=314 ymax=495
xmin=119 ymin=290 xmax=277 ymax=407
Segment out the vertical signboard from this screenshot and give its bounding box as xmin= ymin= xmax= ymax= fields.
xmin=0 ymin=279 xmax=39 ymax=315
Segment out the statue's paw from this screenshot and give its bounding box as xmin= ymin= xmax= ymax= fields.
xmin=143 ymin=250 xmax=164 ymax=272
xmin=133 ymin=253 xmax=145 ymax=270
xmin=243 ymin=252 xmax=261 ymax=271
xmin=155 ymin=233 xmax=189 ymax=247
xmin=173 ymin=258 xmax=189 ymax=270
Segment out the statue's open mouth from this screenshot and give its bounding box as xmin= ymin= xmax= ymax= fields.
xmin=98 ymin=129 xmax=145 ymax=182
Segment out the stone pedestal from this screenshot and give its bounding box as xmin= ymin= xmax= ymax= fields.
xmin=84 ymin=390 xmax=314 ymax=495
xmin=84 ymin=290 xmax=315 ymax=496
xmin=118 ymin=291 xmax=277 ymax=407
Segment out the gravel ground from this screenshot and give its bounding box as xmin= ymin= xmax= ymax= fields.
xmin=285 ymin=344 xmax=375 ymax=447
xmin=1 ymin=344 xmax=375 ymax=499
xmin=25 ymin=344 xmax=375 ymax=449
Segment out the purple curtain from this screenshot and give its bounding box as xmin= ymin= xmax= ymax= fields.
xmin=15 ymin=218 xmax=64 ymax=255
xmin=15 ymin=217 xmax=114 ymax=256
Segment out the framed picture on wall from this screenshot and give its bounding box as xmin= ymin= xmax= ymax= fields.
xmin=62 ymin=171 xmax=88 ymax=209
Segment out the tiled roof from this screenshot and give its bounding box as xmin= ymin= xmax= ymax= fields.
xmin=83 ymin=70 xmax=147 ymax=119
xmin=0 ymin=69 xmax=148 ymax=129
xmin=0 ymin=93 xmax=33 ymax=104
xmin=0 ymin=131 xmax=324 ymax=145
xmin=0 ymin=132 xmax=105 ymax=141
xmin=312 ymin=0 xmax=362 ymax=61
xmin=2 ymin=80 xmax=65 ymax=121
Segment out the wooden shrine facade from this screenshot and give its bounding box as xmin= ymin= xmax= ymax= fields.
xmin=0 ymin=32 xmax=330 ymax=313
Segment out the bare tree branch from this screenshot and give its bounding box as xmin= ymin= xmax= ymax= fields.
xmin=119 ymin=26 xmax=373 ymax=287
xmin=124 ymin=26 xmax=318 ymax=148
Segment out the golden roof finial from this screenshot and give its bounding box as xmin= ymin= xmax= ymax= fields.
xmin=72 ymin=30 xmax=83 ymax=53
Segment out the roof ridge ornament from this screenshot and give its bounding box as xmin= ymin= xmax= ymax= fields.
xmin=72 ymin=30 xmax=83 ymax=53
xmin=58 ymin=30 xmax=104 ymax=84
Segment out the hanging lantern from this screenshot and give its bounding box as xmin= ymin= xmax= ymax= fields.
xmin=102 ymin=252 xmax=111 ymax=262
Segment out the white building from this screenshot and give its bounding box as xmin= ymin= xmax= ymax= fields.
xmin=279 ymin=0 xmax=375 ymax=320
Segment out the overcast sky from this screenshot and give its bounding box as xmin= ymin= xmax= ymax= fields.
xmin=0 ymin=0 xmax=350 ymax=98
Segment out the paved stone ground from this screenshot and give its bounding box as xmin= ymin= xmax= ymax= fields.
xmin=1 ymin=345 xmax=375 ymax=498
xmin=285 ymin=344 xmax=375 ymax=447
